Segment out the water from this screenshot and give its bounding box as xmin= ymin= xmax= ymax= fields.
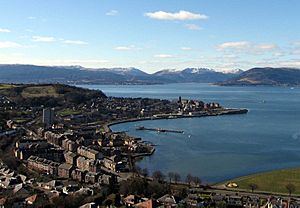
xmin=79 ymin=83 xmax=300 ymax=183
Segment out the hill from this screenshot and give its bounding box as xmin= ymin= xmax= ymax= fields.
xmin=218 ymin=67 xmax=300 ymax=86
xmin=0 ymin=84 xmax=106 ymax=107
xmin=154 ymin=68 xmax=239 ymax=83
xmin=0 ymin=64 xmax=238 ymax=84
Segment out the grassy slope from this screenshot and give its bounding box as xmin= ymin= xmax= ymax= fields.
xmin=220 ymin=168 xmax=300 ymax=195
xmin=0 ymin=84 xmax=17 ymax=89
xmin=21 ymin=85 xmax=60 ymax=98
xmin=0 ymin=83 xmax=106 ymax=107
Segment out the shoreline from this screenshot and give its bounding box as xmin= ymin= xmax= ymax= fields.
xmin=105 ymin=108 xmax=249 ymax=132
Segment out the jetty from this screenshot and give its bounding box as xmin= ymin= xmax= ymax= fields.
xmin=136 ymin=126 xmax=184 ymax=134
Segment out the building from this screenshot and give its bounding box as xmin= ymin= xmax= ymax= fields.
xmin=76 ymin=156 xmax=101 ymax=173
xmin=64 ymin=151 xmax=78 ymax=165
xmin=71 ymin=169 xmax=87 ymax=182
xmin=58 ymin=163 xmax=74 ymax=178
xmin=85 ymin=172 xmax=100 ymax=184
xmin=27 ymin=156 xmax=60 ymax=176
xmin=103 ymin=156 xmax=125 ymax=172
xmin=43 ymin=108 xmax=55 ymax=126
xmin=62 ymin=139 xmax=78 ymax=152
xmin=77 ymin=146 xmax=103 ymax=160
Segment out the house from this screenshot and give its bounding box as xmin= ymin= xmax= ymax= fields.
xmin=58 ymin=163 xmax=74 ymax=178
xmin=103 ymin=156 xmax=125 ymax=172
xmin=76 ymin=157 xmax=101 ymax=173
xmin=71 ymin=168 xmax=87 ymax=182
xmin=0 ymin=177 xmax=20 ymax=188
xmin=157 ymin=194 xmax=178 ymax=208
xmin=62 ymin=184 xmax=79 ymax=195
xmin=64 ymin=151 xmax=78 ymax=165
xmin=77 ymin=146 xmax=103 ymax=160
xmin=27 ymin=156 xmax=60 ymax=175
xmin=15 ymin=138 xmax=48 ymax=149
xmin=85 ymin=172 xmax=100 ymax=184
xmin=41 ymin=180 xmax=63 ymax=190
xmin=62 ymin=138 xmax=78 ymax=152
xmin=135 ymin=199 xmax=153 ymax=208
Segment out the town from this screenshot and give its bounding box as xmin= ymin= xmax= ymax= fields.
xmin=2 ymin=84 xmax=297 ymax=208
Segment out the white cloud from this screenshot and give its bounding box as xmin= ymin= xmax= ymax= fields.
xmin=28 ymin=16 xmax=36 ymax=20
xmin=0 ymin=28 xmax=11 ymax=33
xmin=255 ymin=43 xmax=277 ymax=50
xmin=181 ymin=47 xmax=192 ymax=51
xmin=217 ymin=41 xmax=251 ymax=50
xmin=106 ymin=10 xmax=118 ymax=16
xmin=32 ymin=36 xmax=55 ymax=42
xmin=114 ymin=45 xmax=140 ymax=51
xmin=184 ymin=24 xmax=202 ymax=30
xmin=145 ymin=10 xmax=208 ymax=21
xmin=0 ymin=41 xmax=22 ymax=48
xmin=63 ymin=40 xmax=88 ymax=45
xmin=217 ymin=41 xmax=277 ymax=54
xmin=115 ymin=46 xmax=131 ymax=51
xmin=154 ymin=54 xmax=174 ymax=58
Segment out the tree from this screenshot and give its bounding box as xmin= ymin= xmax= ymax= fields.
xmin=152 ymin=170 xmax=165 ymax=183
xmin=168 ymin=172 xmax=175 ymax=183
xmin=192 ymin=176 xmax=201 ymax=187
xmin=174 ymin=173 xmax=181 ymax=184
xmin=141 ymin=168 xmax=149 ymax=178
xmin=186 ymin=174 xmax=193 ymax=187
xmin=248 ymin=183 xmax=258 ymax=193
xmin=286 ymin=183 xmax=296 ymax=196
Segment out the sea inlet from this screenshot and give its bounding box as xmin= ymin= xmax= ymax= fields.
xmin=80 ymin=83 xmax=300 ymax=183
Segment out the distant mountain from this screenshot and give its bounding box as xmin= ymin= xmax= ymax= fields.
xmin=0 ymin=64 xmax=155 ymax=85
xmin=153 ymin=68 xmax=238 ymax=83
xmin=0 ymin=64 xmax=238 ymax=84
xmin=219 ymin=67 xmax=300 ymax=86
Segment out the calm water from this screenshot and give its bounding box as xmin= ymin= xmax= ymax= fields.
xmin=79 ymin=83 xmax=300 ymax=183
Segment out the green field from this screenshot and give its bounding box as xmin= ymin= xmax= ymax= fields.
xmin=220 ymin=168 xmax=300 ymax=195
xmin=21 ymin=86 xmax=59 ymax=98
xmin=0 ymin=84 xmax=16 ymax=89
xmin=58 ymin=108 xmax=81 ymax=117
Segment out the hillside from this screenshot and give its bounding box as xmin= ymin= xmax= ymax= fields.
xmin=0 ymin=83 xmax=106 ymax=107
xmin=0 ymin=64 xmax=237 ymax=85
xmin=0 ymin=65 xmax=155 ymax=85
xmin=154 ymin=68 xmax=239 ymax=83
xmin=218 ymin=67 xmax=300 ymax=86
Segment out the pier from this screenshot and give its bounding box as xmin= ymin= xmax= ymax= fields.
xmin=136 ymin=126 xmax=184 ymax=134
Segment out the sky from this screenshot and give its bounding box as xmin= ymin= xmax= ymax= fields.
xmin=0 ymin=0 xmax=300 ymax=73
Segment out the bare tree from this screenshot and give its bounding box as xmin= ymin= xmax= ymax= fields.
xmin=174 ymin=173 xmax=181 ymax=184
xmin=192 ymin=176 xmax=201 ymax=187
xmin=152 ymin=170 xmax=165 ymax=182
xmin=186 ymin=174 xmax=193 ymax=187
xmin=249 ymin=183 xmax=258 ymax=193
xmin=168 ymin=172 xmax=175 ymax=183
xmin=286 ymin=183 xmax=296 ymax=196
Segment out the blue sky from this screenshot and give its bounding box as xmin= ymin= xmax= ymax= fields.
xmin=0 ymin=0 xmax=300 ymax=73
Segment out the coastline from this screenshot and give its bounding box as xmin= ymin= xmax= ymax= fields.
xmin=105 ymin=108 xmax=249 ymax=133
xmin=104 ymin=108 xmax=248 ymax=161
